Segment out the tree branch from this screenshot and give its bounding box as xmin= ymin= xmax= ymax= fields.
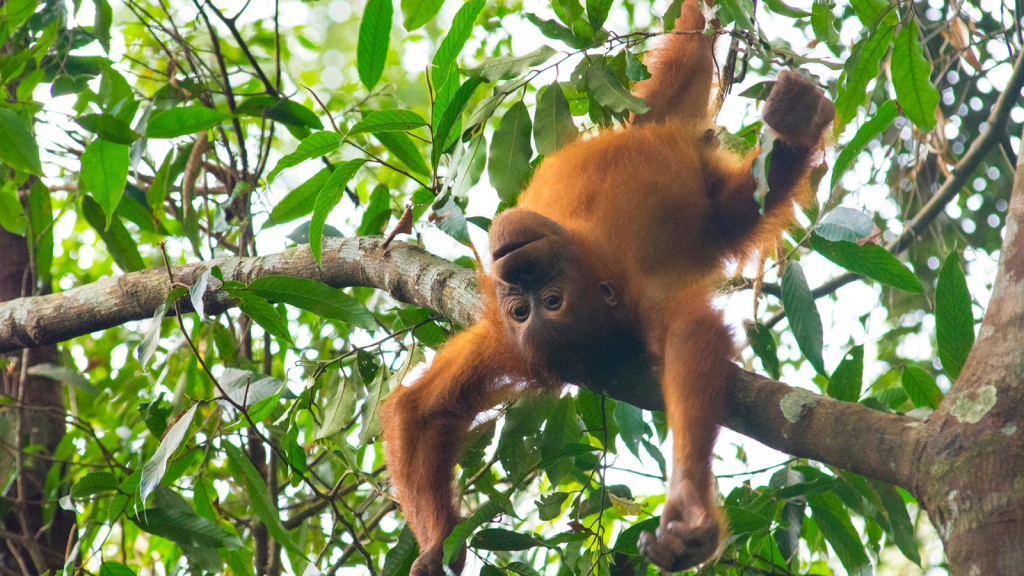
xmin=0 ymin=236 xmax=920 ymax=488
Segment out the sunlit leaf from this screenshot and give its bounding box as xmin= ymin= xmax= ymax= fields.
xmin=246 ymin=275 xmax=376 ymax=329
xmin=901 ymin=365 xmax=942 ymax=409
xmin=891 ymin=20 xmax=939 ymax=131
xmin=833 ymin=25 xmax=895 ymax=134
xmin=376 ymin=131 xmax=431 ymax=176
xmin=358 ymin=0 xmax=393 ymax=90
xmin=310 ymin=159 xmax=366 ymax=265
xmin=76 ymin=113 xmax=140 ymax=144
xmin=432 ymin=0 xmax=485 ymax=87
xmin=233 ymin=291 xmax=293 ymax=344
xmin=350 ymin=110 xmax=429 ymax=135
xmin=268 ymin=131 xmax=342 ymax=181
xmin=146 ymin=106 xmax=231 ymax=138
xmin=402 ymin=0 xmax=445 ymax=30
xmin=80 ymin=139 xmax=130 ymax=223
xmin=265 ymin=168 xmax=332 ymax=228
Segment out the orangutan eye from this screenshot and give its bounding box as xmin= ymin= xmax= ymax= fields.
xmin=512 ymin=304 xmax=530 ymax=321
xmin=543 ymin=294 xmax=562 ymax=310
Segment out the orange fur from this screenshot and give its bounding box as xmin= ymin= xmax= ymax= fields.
xmin=381 ymin=0 xmax=833 ymax=572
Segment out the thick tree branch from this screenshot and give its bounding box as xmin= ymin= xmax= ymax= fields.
xmin=0 ymin=236 xmax=920 ymax=488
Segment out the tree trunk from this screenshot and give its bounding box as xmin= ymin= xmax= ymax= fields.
xmin=0 ymin=221 xmax=74 ymax=574
xmin=911 ymin=130 xmax=1024 ymax=574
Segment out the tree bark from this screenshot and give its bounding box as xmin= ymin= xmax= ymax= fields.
xmin=910 ymin=127 xmax=1024 ymax=574
xmin=0 ymin=223 xmax=74 ymax=574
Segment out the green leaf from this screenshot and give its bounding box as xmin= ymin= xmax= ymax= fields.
xmin=75 ymin=113 xmax=140 ymax=144
xmin=535 ymin=492 xmax=570 ymax=521
xmin=781 ymin=262 xmax=826 ymax=375
xmin=350 ymin=110 xmax=429 ymax=135
xmin=745 ymin=321 xmax=780 ymax=379
xmin=383 ymin=526 xmax=419 ymax=576
xmin=810 ymin=235 xmax=924 ymax=293
xmin=432 ymin=0 xmax=485 ymax=87
xmin=247 ymin=384 xmax=285 ymax=423
xmin=763 ymin=0 xmax=810 ymax=17
xmin=807 ymin=492 xmax=872 ymax=576
xmin=432 ymin=78 xmax=484 ymax=168
xmin=0 ymin=108 xmax=42 ymax=175
xmin=358 ymin=184 xmax=393 ymax=236
xmin=872 ymin=480 xmax=921 ymax=565
xmin=233 ymin=291 xmax=293 ymax=343
xmin=810 ymin=0 xmax=841 ymax=52
xmin=223 ymin=442 xmax=300 ymax=554
xmin=358 ymin=0 xmax=393 ymax=90
xmin=936 ymin=252 xmax=974 ymax=380
xmin=901 ymin=365 xmax=942 ymax=409
xmin=376 ymin=131 xmax=431 ymax=176
xmin=506 ymin=562 xmax=541 ymax=576
xmin=443 ymin=498 xmax=509 ymax=564
xmin=891 ymin=20 xmax=939 ymax=131
xmin=140 ymin=404 xmax=198 ymax=505
xmin=614 ymin=401 xmax=644 ymax=458
xmin=849 ymin=0 xmax=893 ymax=27
xmin=71 ymin=472 xmax=119 ymax=499
xmin=534 ymin=83 xmax=577 ymax=155
xmin=624 ymin=49 xmax=651 ymax=82
xmin=132 ymin=507 xmax=243 ymax=550
xmin=93 ymin=0 xmax=113 ymax=52
xmin=402 ymin=0 xmax=445 ymax=30
xmin=310 ymin=159 xmax=366 ymax=265
xmin=236 ymin=96 xmax=323 ymax=129
xmin=99 ymin=562 xmax=137 ymax=576
xmin=27 ymin=363 xmax=98 ymax=395
xmin=831 ymin=100 xmax=898 ymax=191
xmin=471 ymin=528 xmax=543 ymax=551
xmin=80 ymin=195 xmax=145 ymax=272
xmin=833 ymin=25 xmax=895 ymax=135
xmin=268 ymin=131 xmax=342 ymax=181
xmin=80 ymin=139 xmax=130 ymax=224
xmin=540 ymin=395 xmax=580 ymax=461
xmin=265 ymin=168 xmax=332 ymax=228
xmin=488 ymin=101 xmax=533 ymax=203
xmin=462 ymin=46 xmax=558 ymax=82
xmin=246 ymin=275 xmax=376 ymax=330
xmin=828 ymin=345 xmax=864 ymax=402
xmin=525 ymin=14 xmax=592 ymax=49
xmin=724 ymin=505 xmax=773 ymax=534
xmin=0 ymin=182 xmax=26 ymax=235
xmin=587 ymin=0 xmax=613 ymax=29
xmin=586 ymin=62 xmax=650 ymax=114
xmin=663 ymin=0 xmax=683 ymax=30
xmin=146 ymin=106 xmax=231 ymax=138
xmin=148 ymin=148 xmax=174 ymax=208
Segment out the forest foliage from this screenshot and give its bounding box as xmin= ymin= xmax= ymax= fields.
xmin=0 ymin=0 xmax=1019 ymax=572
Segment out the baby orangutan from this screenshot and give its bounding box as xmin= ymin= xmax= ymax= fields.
xmin=382 ymin=0 xmax=835 ymax=572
